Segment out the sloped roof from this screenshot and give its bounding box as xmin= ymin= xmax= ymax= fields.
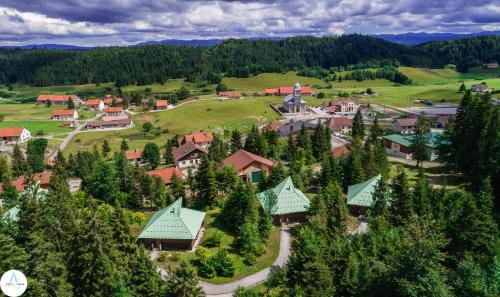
xmin=37 ymin=94 xmax=77 ymax=102
xmin=104 ymin=106 xmax=123 ymax=113
xmin=283 ymin=94 xmax=307 ymax=104
xmin=0 ymin=172 xmax=52 ymax=193
xmin=138 ymin=198 xmax=205 ymax=240
xmin=182 ymin=131 xmax=214 ymax=144
xmin=146 ymin=166 xmax=184 ymax=184
xmin=265 ymin=88 xmax=279 ymax=94
xmin=155 ymin=100 xmax=168 ymax=107
xmin=383 ymin=132 xmax=442 ymax=149
xmin=279 ymin=86 xmax=312 ymax=95
xmin=172 ymin=142 xmax=207 ymax=161
xmin=279 ymin=120 xmax=317 ymax=137
xmin=394 ymin=117 xmax=418 ymax=127
xmin=125 ymin=149 xmax=143 ymax=160
xmin=103 ymin=97 xmax=124 ymax=105
xmin=329 ymin=117 xmax=353 ymax=132
xmin=85 ymin=99 xmax=102 ymax=106
xmin=347 ymin=174 xmax=381 ymax=207
xmin=223 ymin=149 xmax=273 ymax=173
xmin=52 ymin=109 xmax=76 ymax=116
xmin=0 ymin=127 xmax=26 ymax=137
xmin=257 ymin=177 xmax=310 ymax=215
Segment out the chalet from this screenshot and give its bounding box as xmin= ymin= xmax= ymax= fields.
xmin=283 ymin=82 xmax=307 ymax=114
xmin=383 ymin=132 xmax=442 ymax=161
xmin=328 ymin=117 xmax=353 ymax=134
xmin=125 ymin=149 xmax=144 ymax=164
xmin=0 ymin=172 xmax=52 ymax=193
xmin=471 ymin=82 xmax=490 ymax=94
xmin=257 ymin=177 xmax=310 ymax=223
xmin=347 ymin=174 xmax=381 ymax=215
xmin=279 ymin=120 xmax=317 ymax=137
xmin=85 ymin=99 xmax=105 ymax=111
xmin=172 ymin=142 xmax=208 ymax=175
xmin=155 ymin=100 xmax=168 ymax=110
xmin=218 ymin=92 xmax=242 ymax=99
xmin=393 ymin=117 xmax=418 ymax=134
xmin=103 ymin=97 xmax=124 ymax=105
xmin=0 ymin=127 xmax=31 ymax=144
xmin=52 ymin=109 xmax=78 ymax=121
xmin=223 ymin=149 xmax=273 ymax=183
xmin=36 ymin=94 xmax=81 ymax=106
xmin=85 ymin=119 xmax=132 ymax=129
xmin=103 ymin=106 xmax=124 ymax=117
xmin=178 ymin=131 xmax=213 ymax=149
xmin=146 ymin=166 xmax=184 ymax=185
xmin=138 ymin=198 xmax=205 ymax=250
xmin=327 ymin=98 xmax=360 ymax=114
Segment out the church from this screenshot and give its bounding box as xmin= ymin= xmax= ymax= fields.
xmin=283 ymin=82 xmax=307 ymax=114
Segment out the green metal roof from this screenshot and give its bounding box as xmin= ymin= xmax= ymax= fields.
xmin=138 ymin=198 xmax=205 ymax=240
xmin=1 ymin=206 xmax=20 ymax=223
xmin=383 ymin=132 xmax=442 ymax=149
xmin=347 ymin=174 xmax=381 ymax=207
xmin=257 ymin=177 xmax=310 ymax=215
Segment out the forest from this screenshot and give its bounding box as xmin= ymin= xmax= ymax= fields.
xmin=0 ymin=35 xmax=498 ymax=87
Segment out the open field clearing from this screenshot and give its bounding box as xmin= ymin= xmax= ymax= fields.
xmin=0 ymin=120 xmax=72 ymax=135
xmin=398 ymin=67 xmax=499 ymax=84
xmin=0 ymin=103 xmax=64 ymax=120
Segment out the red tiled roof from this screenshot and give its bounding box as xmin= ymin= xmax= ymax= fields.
xmin=278 ymin=86 xmax=312 ymax=95
xmin=265 ymin=88 xmax=279 ymax=94
xmin=125 ymin=149 xmax=143 ymax=160
xmin=104 ymin=106 xmax=124 ymax=113
xmin=223 ymin=149 xmax=273 ymax=173
xmin=328 ymin=98 xmax=359 ymax=106
xmin=102 ymin=115 xmax=129 ymax=122
xmin=172 ymin=142 xmax=207 ymax=161
xmin=329 ymin=117 xmax=353 ymax=132
xmin=0 ymin=127 xmax=25 ymax=137
xmin=85 ymin=99 xmax=102 ymax=106
xmin=263 ymin=121 xmax=285 ymax=131
xmin=86 ymin=119 xmax=131 ymax=127
xmin=155 ymin=100 xmax=168 ymax=107
xmin=332 ymin=145 xmax=350 ymax=158
xmin=394 ymin=117 xmax=418 ymax=127
xmin=37 ymin=94 xmax=77 ymax=102
xmin=146 ymin=166 xmax=184 ymax=184
xmin=0 ymin=172 xmax=52 ymax=193
xmin=218 ymin=91 xmax=241 ymax=98
xmin=182 ymin=131 xmax=213 ymax=144
xmin=52 ymin=109 xmax=75 ymax=116
xmin=103 ymin=97 xmax=124 ymax=105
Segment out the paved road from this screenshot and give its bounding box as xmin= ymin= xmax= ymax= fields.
xmin=201 ymin=225 xmax=292 ymax=297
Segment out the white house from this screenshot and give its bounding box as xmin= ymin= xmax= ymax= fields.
xmin=0 ymin=127 xmax=31 ymax=144
xmin=85 ymin=99 xmax=105 ymax=112
xmin=52 ymin=109 xmax=79 ymax=121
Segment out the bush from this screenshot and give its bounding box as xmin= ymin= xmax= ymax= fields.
xmin=317 ymin=92 xmax=325 ymax=99
xmin=170 ymin=253 xmax=180 ymax=262
xmin=212 ymin=250 xmax=235 ymax=277
xmin=203 ymin=230 xmax=223 ymax=247
xmin=157 ymin=253 xmax=166 ymax=262
xmin=142 ymin=121 xmax=153 ymax=132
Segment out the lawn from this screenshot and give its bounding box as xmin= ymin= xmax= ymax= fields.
xmin=399 ymin=67 xmax=500 ymax=85
xmin=0 ymin=120 xmax=72 ymax=135
xmin=155 ymin=208 xmax=282 ymax=284
xmin=0 ymin=103 xmax=65 ymax=120
xmin=223 ymin=72 xmax=326 ymax=92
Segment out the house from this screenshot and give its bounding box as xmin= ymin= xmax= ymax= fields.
xmin=155 ymin=100 xmax=168 ymax=110
xmin=471 ymin=82 xmax=490 ymax=94
xmin=146 ymin=166 xmax=184 ymax=185
xmin=0 ymin=172 xmax=52 ymax=193
xmin=85 ymin=119 xmax=132 ymax=129
xmin=483 ymin=63 xmax=499 ymax=69
xmin=85 ymin=99 xmax=105 ymax=111
xmin=434 ymin=115 xmax=454 ymax=128
xmin=218 ymin=92 xmax=242 ymax=99
xmin=103 ymin=97 xmax=124 ymax=105
xmin=36 ymin=94 xmax=81 ymax=106
xmin=279 ymin=120 xmax=317 ymax=137
xmin=332 ymin=144 xmax=350 ymax=159
xmin=172 ymin=142 xmax=208 ymax=175
xmin=0 ymin=127 xmax=31 ymax=144
xmin=178 ymin=131 xmax=214 ymax=149
xmin=257 ymin=177 xmax=310 ymax=223
xmin=101 ymin=115 xmax=129 ymax=122
xmin=264 ymin=88 xmax=279 ymax=96
xmin=393 ymin=117 xmax=418 ymax=134
xmin=52 ymin=109 xmax=78 ymax=121
xmin=125 ymin=149 xmax=144 ymax=164
xmin=222 ymin=149 xmax=274 ymax=183
xmin=327 ymin=98 xmax=360 ymax=114
xmin=328 ymin=117 xmax=353 ymax=134
xmin=347 ymin=174 xmax=381 ymax=215
xmin=103 ymin=106 xmax=124 ymax=116
xmin=138 ymin=198 xmax=205 ymax=250
xmin=383 ymin=132 xmax=442 ymax=161
xmin=141 ymin=98 xmax=150 ymax=106
xmin=283 ymin=82 xmax=307 ymax=114
xmin=262 ymin=121 xmax=285 ymax=132
xmin=279 ymin=85 xmax=312 ymax=96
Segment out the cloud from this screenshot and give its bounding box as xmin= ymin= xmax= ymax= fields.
xmin=0 ymin=0 xmax=498 ymax=45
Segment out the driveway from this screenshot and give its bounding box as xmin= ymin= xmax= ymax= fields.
xmin=201 ymin=225 xmax=292 ymax=296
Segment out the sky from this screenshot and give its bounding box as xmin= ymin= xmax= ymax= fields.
xmin=0 ymin=0 xmax=499 ymax=46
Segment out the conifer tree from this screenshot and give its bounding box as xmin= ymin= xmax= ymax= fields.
xmin=352 ymin=109 xmax=365 ymax=140
xmin=194 ymin=154 xmax=218 ymax=209
xmin=412 ymin=169 xmax=432 ymax=216
xmin=163 ymin=142 xmax=174 ymax=165
xmin=346 ymin=151 xmax=366 ymax=186
xmin=296 ymin=123 xmax=314 ymax=164
xmin=322 ymin=182 xmax=348 ymax=237
xmin=265 ymin=161 xmax=287 ymax=189
xmin=369 ymin=114 xmax=382 ymax=143
xmin=102 ymin=139 xmax=111 ymax=157
xmin=312 ymin=122 xmax=332 ymax=161
xmin=389 ymin=168 xmax=413 ymax=225
xmin=0 ymin=153 xmax=10 ymax=180
xmin=12 ymin=143 xmax=28 ymax=177
xmin=207 ymin=134 xmax=228 ymax=162
xmin=143 ymin=143 xmax=161 ymax=169
xmin=230 ymin=129 xmax=243 ymax=154
xmin=170 ymin=174 xmax=185 ymax=201
xmin=370 ymin=180 xmax=389 ymax=217
xmin=164 ymin=261 xmax=204 ymax=297
xmin=411 ymin=120 xmax=430 ymax=167
xmin=120 ymin=138 xmax=129 ymax=151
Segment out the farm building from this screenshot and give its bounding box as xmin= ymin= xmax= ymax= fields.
xmin=146 ymin=166 xmax=184 ymax=186
xmin=283 ymin=82 xmax=307 ymax=114
xmin=85 ymin=99 xmax=105 ymax=111
xmin=138 ymin=198 xmax=205 ymax=250
xmin=52 ymin=109 xmax=78 ymax=121
xmin=125 ymin=149 xmax=144 ymax=164
xmin=383 ymin=132 xmax=442 ymax=161
xmin=347 ymin=174 xmax=381 ymax=215
xmin=172 ymin=142 xmax=208 ymax=175
xmin=0 ymin=127 xmax=31 ymax=144
xmin=257 ymin=177 xmax=310 ymax=224
xmin=393 ymin=117 xmax=418 ymax=134
xmin=155 ymin=100 xmax=168 ymax=110
xmin=103 ymin=106 xmax=124 ymax=116
xmin=327 ymin=98 xmax=360 ymax=114
xmin=223 ymin=149 xmax=273 ymax=183
xmin=36 ymin=94 xmax=81 ymax=105
xmin=178 ymin=131 xmax=213 ymax=149
xmin=218 ymin=91 xmax=242 ymax=99
xmin=328 ymin=117 xmax=353 ymax=134
xmin=264 ymin=88 xmax=279 ymax=96
xmin=85 ymin=119 xmax=132 ymax=129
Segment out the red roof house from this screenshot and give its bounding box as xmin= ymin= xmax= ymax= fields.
xmin=222 ymin=149 xmax=273 ymax=183
xmin=104 ymin=106 xmax=124 ymax=116
xmin=52 ymin=109 xmax=78 ymax=121
xmin=103 ymin=97 xmax=124 ymax=105
xmin=155 ymin=100 xmax=168 ymax=110
xmin=85 ymin=99 xmax=105 ymax=111
xmin=0 ymin=127 xmax=31 ymax=143
xmin=265 ymin=88 xmax=279 ymax=96
xmin=329 ymin=117 xmax=353 ymax=134
xmin=0 ymin=172 xmax=52 ymax=193
xmin=178 ymin=131 xmax=214 ymax=149
xmin=278 ymin=86 xmax=312 ymax=95
xmin=37 ymin=94 xmax=79 ymax=105
xmin=332 ymin=145 xmax=350 ymax=158
xmin=146 ymin=166 xmax=184 ymax=185
xmin=125 ymin=149 xmax=144 ymax=164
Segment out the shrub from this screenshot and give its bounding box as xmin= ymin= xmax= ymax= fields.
xmin=212 ymin=250 xmax=235 ymax=277
xmin=170 ymin=253 xmax=180 ymax=262
xmin=203 ymin=230 xmax=223 ymax=247
xmin=317 ymin=92 xmax=325 ymax=99
xmin=157 ymin=253 xmax=166 ymax=262
xmin=142 ymin=121 xmax=153 ymax=132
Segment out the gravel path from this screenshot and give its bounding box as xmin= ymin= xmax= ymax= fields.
xmin=201 ymin=225 xmax=291 ymax=296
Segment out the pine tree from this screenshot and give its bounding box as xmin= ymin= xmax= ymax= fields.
xmin=12 ymin=144 xmax=28 ymax=177
xmin=266 ymin=161 xmax=287 ymax=189
xmin=322 ymin=182 xmax=348 ymax=237
xmin=412 ymin=169 xmax=432 ymax=216
xmin=128 ymin=249 xmax=160 ymax=297
xmin=151 ymin=175 xmax=166 ymax=209
xmin=207 ymin=134 xmax=228 ymax=162
xmin=389 ymin=168 xmax=413 ymax=225
xmin=67 ymin=98 xmax=75 ymax=109
xmin=312 ymin=122 xmax=332 ymax=161
xmin=143 ymin=143 xmax=161 ymax=169
xmin=194 ymin=154 xmax=218 ymax=209
xmin=120 ymin=138 xmax=129 ymax=151
xmin=163 ymin=142 xmax=174 ymax=165
xmin=458 ymin=83 xmax=466 ymax=92
xmin=27 ymin=138 xmax=48 ymax=173
xmin=346 ymin=151 xmax=366 ymax=186
xmin=0 ymin=176 xmax=18 ymax=207
xmin=370 ymin=180 xmax=389 ymax=217
xmin=170 ymin=174 xmax=185 ymax=202
xmin=296 ymin=123 xmax=314 ymax=164
xmin=230 ymin=129 xmax=243 ymax=154
xmin=352 ymin=109 xmax=365 ymax=140
xmin=164 ymin=261 xmax=204 ymax=297
xmin=0 ymin=153 xmax=10 ymax=180
xmin=102 ymin=140 xmax=111 ymax=157
xmin=369 ymin=114 xmax=382 ymax=143
xmin=411 ymin=120 xmax=430 ymax=167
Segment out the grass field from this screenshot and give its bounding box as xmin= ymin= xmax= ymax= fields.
xmin=399 ymin=67 xmax=500 ymax=84
xmin=0 ymin=103 xmax=64 ymax=120
xmin=0 ymin=120 xmax=72 ymax=135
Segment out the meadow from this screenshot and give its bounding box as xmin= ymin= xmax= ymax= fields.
xmin=0 ymin=120 xmax=72 ymax=135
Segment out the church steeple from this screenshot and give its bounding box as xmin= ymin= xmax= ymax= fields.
xmin=293 ymin=82 xmax=301 ymax=97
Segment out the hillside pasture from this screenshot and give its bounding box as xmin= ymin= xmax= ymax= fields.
xmin=0 ymin=120 xmax=72 ymax=135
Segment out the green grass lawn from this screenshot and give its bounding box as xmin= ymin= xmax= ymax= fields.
xmin=399 ymin=67 xmax=500 ymax=85
xmin=0 ymin=103 xmax=64 ymax=120
xmin=223 ymin=72 xmax=326 ymax=92
xmin=155 ymin=208 xmax=281 ymax=284
xmin=0 ymin=120 xmax=72 ymax=135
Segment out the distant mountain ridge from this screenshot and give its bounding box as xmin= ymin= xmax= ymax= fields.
xmin=371 ymin=31 xmax=500 ymax=45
